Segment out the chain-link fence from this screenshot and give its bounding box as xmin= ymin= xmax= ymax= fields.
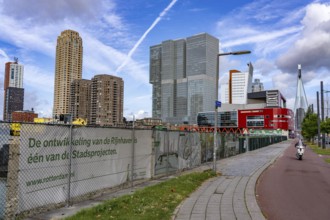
xmin=0 ymin=123 xmax=10 ymax=220
xmin=0 ymin=122 xmax=287 ymax=219
xmin=153 ymin=130 xmax=201 ymax=176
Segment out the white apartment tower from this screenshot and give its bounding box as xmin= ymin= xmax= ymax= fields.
xmin=3 ymin=60 xmax=24 ymax=121
xmin=6 ymin=62 xmax=24 ymax=88
xmin=220 ymin=82 xmax=229 ymax=104
xmin=221 ymin=63 xmax=253 ymax=104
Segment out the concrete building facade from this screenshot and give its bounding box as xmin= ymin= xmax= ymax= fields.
xmin=70 ymin=79 xmax=92 ymax=122
xmin=149 ymin=33 xmax=219 ymax=124
xmin=251 ymin=78 xmax=264 ymax=92
xmin=89 ymin=74 xmax=124 ymax=126
xmin=53 ymin=30 xmax=83 ymax=118
xmin=220 ymin=82 xmax=229 ymax=104
xmin=230 ymin=62 xmax=253 ymax=104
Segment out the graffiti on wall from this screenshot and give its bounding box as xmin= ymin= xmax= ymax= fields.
xmin=153 ymin=131 xmax=201 ymax=175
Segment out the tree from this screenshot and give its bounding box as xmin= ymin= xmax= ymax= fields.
xmin=301 ymin=107 xmax=318 ymax=142
xmin=321 ymin=117 xmax=330 ymax=135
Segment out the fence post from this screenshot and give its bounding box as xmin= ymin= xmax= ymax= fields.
xmin=67 ymin=125 xmax=73 ymax=207
xmin=166 ymin=131 xmax=169 ymax=176
xmin=204 ymin=133 xmax=207 ymax=163
xmin=246 ymin=135 xmax=249 ymax=152
xmin=177 ymin=132 xmax=181 ymax=170
xmin=5 ymin=137 xmax=20 ymax=219
xmin=150 ymin=130 xmax=155 ymax=178
xmin=131 ymin=123 xmax=135 ymax=188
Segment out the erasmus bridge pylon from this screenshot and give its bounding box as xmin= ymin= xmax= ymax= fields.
xmin=294 ymin=64 xmax=308 ymax=132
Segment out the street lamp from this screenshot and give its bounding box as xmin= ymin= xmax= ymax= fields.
xmin=318 ymin=82 xmax=330 ymax=149
xmin=213 ymin=50 xmax=251 ymax=172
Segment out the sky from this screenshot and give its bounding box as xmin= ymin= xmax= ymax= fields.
xmin=0 ymin=0 xmax=330 ymax=121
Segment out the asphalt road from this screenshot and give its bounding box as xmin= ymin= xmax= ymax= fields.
xmin=256 ymin=142 xmax=330 ymax=220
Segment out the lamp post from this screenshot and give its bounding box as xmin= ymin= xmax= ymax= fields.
xmin=213 ymin=50 xmax=251 ymax=172
xmin=319 ymin=84 xmax=330 ymax=149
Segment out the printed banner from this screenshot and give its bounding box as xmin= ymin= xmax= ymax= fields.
xmin=18 ymin=124 xmax=152 ymax=212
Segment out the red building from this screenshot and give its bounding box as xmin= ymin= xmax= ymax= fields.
xmin=197 ymin=107 xmax=294 ymax=132
xmin=238 ymin=108 xmax=294 ymax=131
xmin=12 ymin=110 xmax=38 ymax=122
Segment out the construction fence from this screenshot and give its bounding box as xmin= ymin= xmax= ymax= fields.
xmin=0 ymin=122 xmax=287 ymax=219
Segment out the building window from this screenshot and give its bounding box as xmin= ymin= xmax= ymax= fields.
xmin=247 ymin=115 xmax=264 ymax=127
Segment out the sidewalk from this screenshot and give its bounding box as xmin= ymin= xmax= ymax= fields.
xmin=173 ymin=140 xmax=292 ymax=220
xmin=27 ymin=140 xmax=292 ymax=220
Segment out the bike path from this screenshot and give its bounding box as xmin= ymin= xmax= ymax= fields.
xmin=257 ymin=142 xmax=330 ymax=220
xmin=172 ymin=140 xmax=292 ymax=220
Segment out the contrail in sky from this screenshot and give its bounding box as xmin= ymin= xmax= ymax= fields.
xmin=115 ymin=0 xmax=178 ymax=73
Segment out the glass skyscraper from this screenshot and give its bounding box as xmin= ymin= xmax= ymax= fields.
xmin=149 ymin=33 xmax=219 ymax=124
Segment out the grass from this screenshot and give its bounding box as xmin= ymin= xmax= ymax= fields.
xmin=307 ymin=142 xmax=330 ymax=163
xmin=65 ymin=170 xmax=216 ymax=220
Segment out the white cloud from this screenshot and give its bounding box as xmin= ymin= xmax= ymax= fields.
xmin=221 ymin=26 xmax=302 ymax=48
xmin=23 ymin=65 xmax=54 ymax=92
xmin=276 ymin=3 xmax=330 ymax=73
xmin=115 ymin=0 xmax=179 ymax=73
xmin=217 ymin=55 xmax=242 ymax=76
xmin=253 ymin=59 xmax=276 ymax=76
xmin=1 ymin=0 xmax=112 ymax=23
xmin=216 ymin=0 xmax=306 ymax=52
xmin=103 ymin=14 xmax=125 ymax=30
xmin=301 ymin=3 xmax=330 ymax=31
xmin=214 ymin=1 xmax=330 ymax=114
xmin=127 ymin=110 xmax=150 ymax=121
xmin=0 ymin=14 xmax=57 ymax=57
xmin=81 ymin=33 xmax=149 ymax=84
xmin=272 ymin=72 xmax=297 ymax=109
xmin=0 ymin=49 xmax=11 ymax=119
xmin=0 ymin=48 xmax=9 ymax=59
xmin=0 ymin=0 xmax=154 ymax=119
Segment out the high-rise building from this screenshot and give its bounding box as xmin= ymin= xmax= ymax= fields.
xmin=53 ymin=30 xmax=83 ymax=118
xmin=149 ymin=33 xmax=219 ymax=124
xmin=220 ymin=82 xmax=229 ymax=104
xmin=70 ymin=79 xmax=92 ymax=122
xmin=228 ymin=70 xmax=241 ymax=104
xmin=150 ymin=44 xmax=162 ymax=119
xmin=229 ymin=63 xmax=253 ymax=104
xmin=89 ymin=74 xmax=124 ymax=126
xmin=251 ymin=79 xmax=264 ymax=92
xmin=3 ymin=60 xmax=24 ymax=121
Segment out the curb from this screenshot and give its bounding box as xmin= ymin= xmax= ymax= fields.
xmin=246 ymin=141 xmax=288 ymax=220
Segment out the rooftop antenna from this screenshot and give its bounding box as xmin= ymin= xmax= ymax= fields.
xmin=14 ymin=57 xmax=18 ymax=63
